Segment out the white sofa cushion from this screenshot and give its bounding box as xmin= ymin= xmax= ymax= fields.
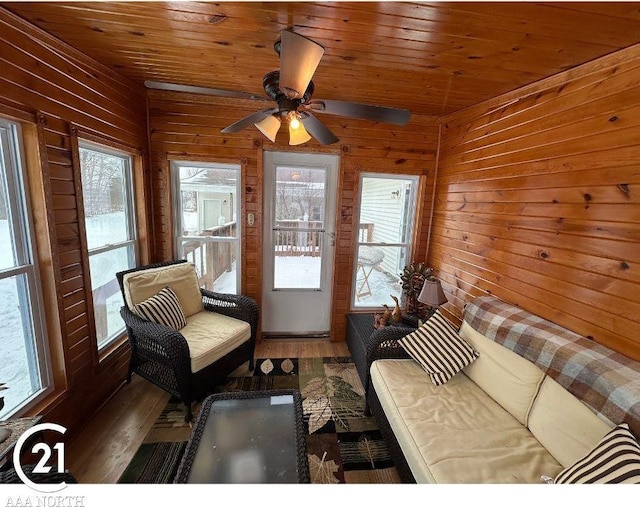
xmin=182 ymin=311 xmax=251 ymax=372
xmin=528 ymin=375 xmax=613 ymax=468
xmin=459 ymin=320 xmax=545 ymax=426
xmin=123 ymin=262 xmax=204 ymax=317
xmin=370 ymin=359 xmax=563 ymax=483
xmin=398 ymin=310 xmax=479 ymax=386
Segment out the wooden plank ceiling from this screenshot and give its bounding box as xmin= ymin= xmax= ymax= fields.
xmin=3 ymin=1 xmax=640 ymax=117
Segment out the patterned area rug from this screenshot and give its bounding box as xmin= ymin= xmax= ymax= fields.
xmin=118 ymin=356 xmax=400 ymax=484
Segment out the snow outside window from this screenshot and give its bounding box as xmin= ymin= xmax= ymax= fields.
xmin=0 ymin=118 xmax=52 ymax=419
xmin=79 ymin=141 xmax=137 ymax=351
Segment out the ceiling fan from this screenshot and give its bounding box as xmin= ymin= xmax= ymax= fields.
xmin=145 ymin=30 xmax=411 ymax=146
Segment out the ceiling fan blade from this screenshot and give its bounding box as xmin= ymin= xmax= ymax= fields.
xmin=279 ymin=30 xmax=325 ymax=100
xmin=144 ymin=80 xmax=269 ymax=101
xmin=300 ymin=113 xmax=339 ymax=145
xmin=221 ymin=108 xmax=278 ymax=134
xmin=306 ymin=99 xmax=411 ymax=125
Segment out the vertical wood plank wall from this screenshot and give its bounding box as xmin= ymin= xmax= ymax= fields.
xmin=147 ymin=90 xmax=439 ymax=340
xmin=431 ymin=43 xmax=640 ymax=361
xmin=0 ymin=9 xmax=148 ymax=434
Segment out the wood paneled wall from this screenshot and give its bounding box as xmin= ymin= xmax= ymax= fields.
xmin=0 ymin=8 xmax=148 ymax=435
xmin=147 ymin=90 xmax=439 ymax=340
xmin=431 ymin=43 xmax=640 ymax=361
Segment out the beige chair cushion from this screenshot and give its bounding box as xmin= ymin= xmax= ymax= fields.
xmin=460 ymin=320 xmax=545 ymax=426
xmin=123 ymin=262 xmax=204 ymax=317
xmin=370 ymin=359 xmax=563 ymax=483
xmin=182 ymin=311 xmax=251 ymax=373
xmin=528 ymin=375 xmax=614 ymax=468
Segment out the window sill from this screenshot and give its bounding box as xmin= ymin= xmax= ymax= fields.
xmin=96 ymin=333 xmax=129 ymax=367
xmin=20 ymin=387 xmax=68 ymax=421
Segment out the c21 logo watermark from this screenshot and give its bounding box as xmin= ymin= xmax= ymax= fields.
xmin=12 ymin=423 xmax=68 ymax=493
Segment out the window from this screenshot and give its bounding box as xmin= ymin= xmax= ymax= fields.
xmin=79 ymin=141 xmax=137 ymax=351
xmin=0 ymin=118 xmax=51 ymax=418
xmin=172 ymin=161 xmax=241 ymax=294
xmin=352 ymin=173 xmax=419 ymax=309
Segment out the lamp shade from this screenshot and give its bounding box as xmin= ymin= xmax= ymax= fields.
xmin=417 ymin=278 xmax=448 ymax=307
xmin=254 ymin=114 xmax=281 ymax=142
xmin=289 ymin=121 xmax=312 ymax=145
xmin=279 ymin=30 xmax=325 ymax=99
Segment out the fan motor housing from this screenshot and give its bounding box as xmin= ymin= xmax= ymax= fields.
xmin=262 ymin=70 xmax=314 ymax=111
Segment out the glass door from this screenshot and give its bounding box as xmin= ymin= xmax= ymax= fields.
xmin=262 ymin=151 xmax=338 ymax=336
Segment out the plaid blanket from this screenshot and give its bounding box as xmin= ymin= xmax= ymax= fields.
xmin=463 ymin=296 xmax=640 ymax=437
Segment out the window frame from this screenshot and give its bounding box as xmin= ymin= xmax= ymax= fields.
xmin=78 ymin=139 xmax=138 ymax=354
xmin=0 ymin=117 xmax=53 ymax=419
xmin=350 ymin=172 xmax=420 ymax=311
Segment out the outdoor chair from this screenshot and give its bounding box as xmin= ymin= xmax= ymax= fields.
xmin=356 ymin=246 xmax=385 ymax=300
xmin=116 ymin=260 xmax=258 ymax=421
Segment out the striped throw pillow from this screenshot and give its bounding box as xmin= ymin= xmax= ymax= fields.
xmin=133 ymin=285 xmax=187 ymax=330
xmin=398 ymin=309 xmax=479 ymax=386
xmin=554 ymin=423 xmax=640 ymax=484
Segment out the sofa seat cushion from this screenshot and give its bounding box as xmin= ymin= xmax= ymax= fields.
xmin=182 ymin=311 xmax=251 ymax=373
xmin=370 ymin=359 xmax=564 ymax=483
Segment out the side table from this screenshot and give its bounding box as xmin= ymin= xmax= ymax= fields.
xmin=346 ymin=313 xmax=417 ymax=409
xmin=0 ymin=416 xmax=42 ymax=471
xmin=0 ymin=417 xmax=41 ymax=462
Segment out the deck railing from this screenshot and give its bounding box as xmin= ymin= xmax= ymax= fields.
xmin=274 ymin=220 xmax=323 ymax=257
xmin=183 ymin=222 xmax=237 ymax=290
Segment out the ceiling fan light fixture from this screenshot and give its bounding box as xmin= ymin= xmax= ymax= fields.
xmin=254 ymin=114 xmax=281 ymax=142
xmin=289 ymin=121 xmax=311 ymax=145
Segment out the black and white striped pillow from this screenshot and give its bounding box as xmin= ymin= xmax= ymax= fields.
xmin=554 ymin=423 xmax=640 ymax=484
xmin=133 ymin=285 xmax=187 ymax=330
xmin=398 ymin=309 xmax=479 ymax=386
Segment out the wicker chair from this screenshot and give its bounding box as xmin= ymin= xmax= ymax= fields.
xmin=116 ymin=260 xmax=258 ymax=421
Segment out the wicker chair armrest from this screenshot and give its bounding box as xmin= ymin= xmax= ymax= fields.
xmin=120 ymin=306 xmax=192 ymax=374
xmin=364 ymin=325 xmax=414 ymax=364
xmin=200 ymin=289 xmax=259 ymax=336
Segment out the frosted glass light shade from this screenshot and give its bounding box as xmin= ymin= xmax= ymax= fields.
xmin=289 ymin=122 xmax=312 ymax=145
xmin=279 ymin=30 xmax=325 ymax=99
xmin=254 ymin=114 xmax=281 ymax=142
